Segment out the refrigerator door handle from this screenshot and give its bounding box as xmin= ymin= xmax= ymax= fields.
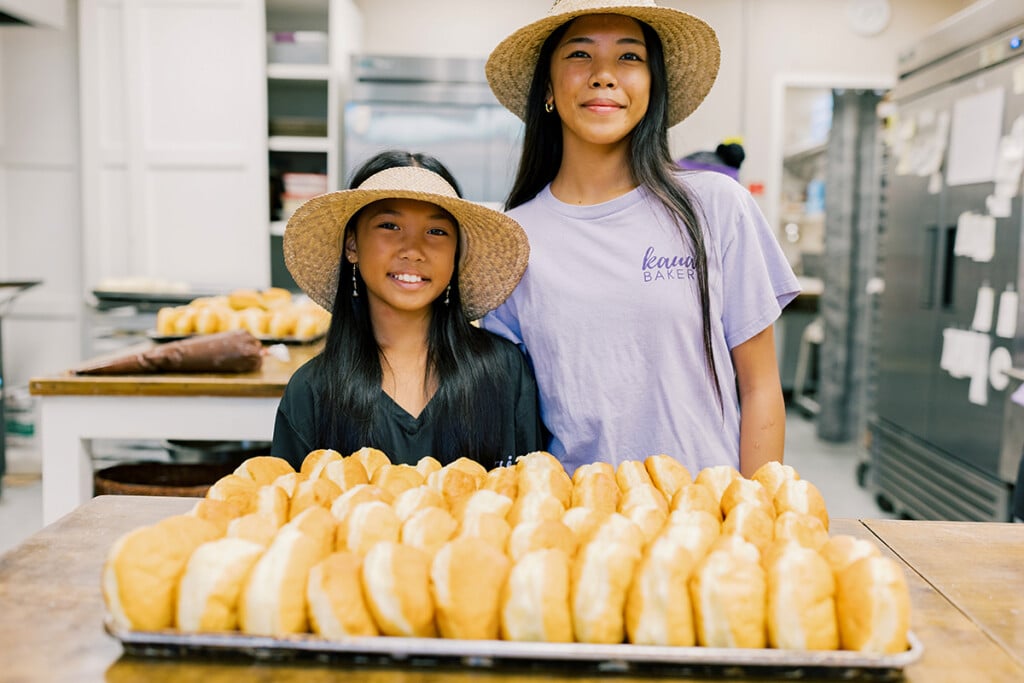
xmin=920 ymin=225 xmax=938 ymax=309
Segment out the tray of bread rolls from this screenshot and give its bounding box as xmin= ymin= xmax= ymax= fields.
xmin=148 ymin=288 xmax=330 ymax=344
xmin=102 ymin=450 xmax=923 ymax=677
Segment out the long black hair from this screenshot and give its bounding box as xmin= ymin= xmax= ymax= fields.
xmin=507 ymin=19 xmax=723 ymax=408
xmin=311 ymin=150 xmax=507 ymax=464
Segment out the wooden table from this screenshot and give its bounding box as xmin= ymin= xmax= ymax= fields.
xmin=1 ymin=496 xmax=1021 ymax=682
xmin=28 ymin=341 xmax=322 ymax=524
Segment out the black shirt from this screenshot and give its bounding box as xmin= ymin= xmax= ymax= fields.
xmin=271 ymin=334 xmax=544 ymax=470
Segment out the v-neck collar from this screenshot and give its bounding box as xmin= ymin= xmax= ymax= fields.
xmin=381 ymin=390 xmax=435 ymax=432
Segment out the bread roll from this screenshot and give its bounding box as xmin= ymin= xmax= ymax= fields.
xmin=457 ymin=511 xmax=511 ymax=552
xmin=751 ymin=460 xmax=800 ymax=498
xmin=427 ymin=467 xmax=478 ymax=508
xmin=670 ymin=482 xmax=722 ymax=521
xmin=156 ymin=306 xmax=184 ymax=336
xmin=451 ymin=489 xmax=514 ymax=523
xmin=415 ymin=455 xmax=443 ymax=479
xmin=625 ymin=536 xmax=697 ymax=646
xmin=270 ymin=472 xmax=303 ymax=499
xmin=517 ymin=464 xmax=573 ymax=508
xmin=294 ymin=312 xmax=322 ymax=339
xmin=774 ymin=479 xmax=829 ymax=531
xmin=616 ymin=460 xmax=654 ymax=492
xmin=226 ymin=513 xmax=278 ymax=548
xmin=571 ymin=471 xmax=620 ymax=513
xmin=774 ymin=511 xmax=829 ymax=551
xmin=445 ymin=457 xmax=488 ymax=489
xmin=319 ymin=457 xmax=369 ymax=493
xmin=337 ymin=500 xmax=401 ymax=555
xmin=570 ymin=540 xmax=641 ymax=643
xmin=689 ymin=537 xmax=766 ymax=648
xmin=329 ymin=484 xmax=394 ymax=525
xmin=206 ymin=474 xmax=261 ymax=516
xmin=661 ymin=510 xmax=721 ymax=563
xmin=482 ymin=465 xmax=518 ymax=499
xmin=103 ymin=515 xmax=220 ymax=631
xmin=765 ymin=542 xmax=838 ymax=650
xmin=300 ymin=449 xmax=344 ymax=479
xmin=836 ymin=556 xmax=911 ymax=653
xmin=644 ymin=454 xmax=692 ymax=501
xmin=260 ymin=286 xmax=292 ymax=309
xmin=501 ymin=549 xmax=573 ymax=642
xmin=392 ymin=485 xmax=447 ymax=523
xmin=361 ymin=542 xmax=437 ymax=637
xmin=721 ymin=501 xmax=775 ymax=554
xmin=173 ymin=307 xmax=196 ymax=335
xmin=350 ymin=447 xmax=391 ymax=479
xmin=239 ymin=525 xmax=326 ymax=636
xmin=515 ymin=450 xmax=564 ymax=473
xmin=619 ymin=483 xmax=669 ymax=517
xmin=189 ymin=498 xmax=241 ymax=536
xmin=820 ymin=534 xmax=881 ymax=573
xmin=586 ymin=512 xmax=645 ymax=556
xmin=239 ymin=307 xmax=269 ymax=336
xmin=561 ymin=506 xmax=610 ymax=544
xmin=267 ymin=309 xmax=298 ymax=338
xmin=253 ymin=484 xmax=290 ymax=529
xmin=507 ymin=491 xmax=566 ymax=527
xmin=720 ymin=478 xmax=774 ymax=520
xmin=307 ymin=552 xmax=379 ymax=638
xmin=571 ymin=461 xmax=615 ymax=485
xmin=507 ymin=519 xmax=578 ymax=562
xmin=371 ymin=463 xmax=425 ymax=498
xmin=228 ymin=289 xmax=263 ymax=311
xmin=400 ymin=506 xmax=458 ymax=558
xmin=289 ymin=477 xmax=342 ymax=520
xmin=694 ymin=465 xmax=742 ymax=504
xmin=176 ymin=538 xmax=265 ymax=632
xmin=431 ymin=536 xmax=510 ymax=639
xmin=194 ymin=306 xmax=223 ymax=335
xmin=234 ymin=456 xmax=295 ymax=486
xmin=284 ymin=505 xmax=336 ymax=559
xmin=624 ymin=506 xmax=669 ymax=546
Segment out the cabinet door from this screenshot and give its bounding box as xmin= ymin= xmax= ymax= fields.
xmin=80 ymin=0 xmax=269 ymax=290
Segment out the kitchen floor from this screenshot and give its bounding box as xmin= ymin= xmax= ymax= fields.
xmin=0 ymin=407 xmax=892 ymax=555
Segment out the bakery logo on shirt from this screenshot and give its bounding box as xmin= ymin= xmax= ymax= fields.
xmin=641 ymin=246 xmax=696 ymax=282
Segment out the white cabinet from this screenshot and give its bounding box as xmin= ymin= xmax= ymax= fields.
xmin=79 ymin=0 xmax=269 ymax=291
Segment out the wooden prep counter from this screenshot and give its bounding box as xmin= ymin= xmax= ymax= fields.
xmin=1 ymin=496 xmax=1022 ymax=683
xmin=28 ymin=341 xmax=323 ymax=524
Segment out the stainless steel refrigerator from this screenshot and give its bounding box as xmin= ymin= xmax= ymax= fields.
xmin=342 ymin=55 xmax=523 ymax=206
xmin=870 ymin=0 xmax=1024 ymax=521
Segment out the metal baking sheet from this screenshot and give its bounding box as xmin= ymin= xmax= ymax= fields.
xmin=146 ymin=330 xmax=326 ymax=345
xmin=106 ymin=619 xmax=923 ymax=678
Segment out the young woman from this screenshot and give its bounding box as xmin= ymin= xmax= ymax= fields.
xmin=272 ymin=150 xmax=543 ymax=469
xmin=482 ymin=1 xmax=801 ymax=477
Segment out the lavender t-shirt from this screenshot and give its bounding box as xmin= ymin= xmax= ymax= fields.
xmin=481 ymin=171 xmax=800 ymax=474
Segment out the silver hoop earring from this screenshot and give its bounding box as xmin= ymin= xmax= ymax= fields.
xmin=351 ymin=263 xmax=359 ymax=298
xmin=444 ymin=284 xmax=451 ymax=306
xmin=544 ymin=101 xmax=554 ymax=113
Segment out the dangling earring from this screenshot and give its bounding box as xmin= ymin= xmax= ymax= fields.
xmin=544 ymin=101 xmax=554 ymax=113
xmin=444 ymin=284 xmax=451 ymax=306
xmin=351 ymin=262 xmax=359 ymax=298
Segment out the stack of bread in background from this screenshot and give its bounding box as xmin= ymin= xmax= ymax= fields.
xmin=155 ymin=288 xmax=330 ymax=340
xmin=102 ymin=450 xmax=911 ymax=654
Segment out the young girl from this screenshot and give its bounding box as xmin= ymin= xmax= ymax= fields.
xmin=482 ymin=1 xmax=801 ymax=477
xmin=272 ymin=150 xmax=543 ymax=469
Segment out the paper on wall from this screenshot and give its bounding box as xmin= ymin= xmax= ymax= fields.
xmin=954 ymin=211 xmax=997 ymax=262
xmin=946 ymin=87 xmax=1005 ymax=186
xmin=971 ymin=284 xmax=995 ymax=332
xmin=987 ymin=194 xmax=1012 ymax=217
xmin=967 ymin=333 xmax=992 ymax=406
xmin=1015 ymin=64 xmax=1024 ymax=96
xmin=985 ymin=115 xmax=1024 ymax=214
xmin=928 ymin=172 xmax=943 ymax=194
xmin=989 ymin=346 xmax=1012 ymax=392
xmin=996 ymin=286 xmax=1018 ymax=338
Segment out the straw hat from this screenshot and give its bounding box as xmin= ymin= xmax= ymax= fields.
xmin=283 ymin=166 xmax=530 ymax=321
xmin=486 ymin=0 xmax=720 ymax=127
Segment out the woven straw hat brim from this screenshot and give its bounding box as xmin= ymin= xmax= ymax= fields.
xmin=486 ymin=1 xmax=720 ymax=127
xmin=283 ymin=184 xmax=529 ymax=321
